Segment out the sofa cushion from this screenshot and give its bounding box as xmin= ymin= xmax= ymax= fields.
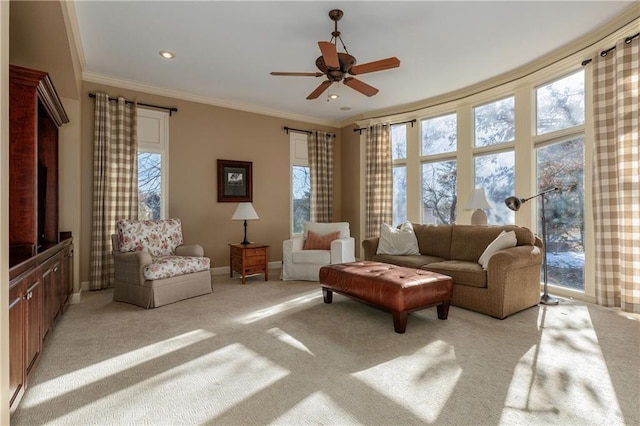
xmin=372 ymin=254 xmax=445 ymax=269
xmin=117 ymin=219 xmax=184 ymax=257
xmin=412 ymin=224 xmax=453 ymax=259
xmin=423 ymin=261 xmax=487 ymax=288
xmin=143 ymin=255 xmax=210 ymax=280
xmin=304 ymin=230 xmax=340 ymax=250
xmin=449 ymin=225 xmax=533 ymax=262
xmin=292 ymin=250 xmax=331 ymax=264
xmin=478 ymin=230 xmax=517 ymax=270
xmin=376 ymin=222 xmax=419 ymax=255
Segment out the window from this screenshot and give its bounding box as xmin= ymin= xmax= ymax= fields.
xmin=391 ymin=124 xmax=407 ymax=226
xmin=137 ymin=108 xmax=169 ymax=220
xmin=290 ymin=133 xmax=310 ymax=235
xmin=138 ymin=152 xmax=162 ymax=219
xmin=421 ymin=113 xmax=457 ymax=224
xmin=474 ymin=96 xmax=515 ymax=147
xmin=536 ymin=70 xmax=585 ymax=135
xmin=535 ymin=70 xmax=585 ymax=291
xmin=474 ymin=151 xmax=515 ymax=225
xmin=472 ymin=97 xmax=516 ymax=225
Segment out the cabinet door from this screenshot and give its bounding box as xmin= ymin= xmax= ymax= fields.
xmin=9 ymin=283 xmax=25 ymax=409
xmin=41 ymin=254 xmax=62 ymax=340
xmin=62 ymin=244 xmax=74 ymax=309
xmin=24 ymin=271 xmax=43 ymax=377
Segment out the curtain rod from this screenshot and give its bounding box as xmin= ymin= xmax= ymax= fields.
xmin=283 ymin=126 xmax=336 ymax=138
xmin=88 ymin=93 xmax=178 ymax=116
xmin=353 ymin=119 xmax=416 ymax=134
xmin=581 ymin=32 xmax=639 ymax=66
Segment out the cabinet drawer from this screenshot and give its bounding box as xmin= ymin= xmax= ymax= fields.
xmin=244 ymin=257 xmax=265 ymax=267
xmin=245 ymin=248 xmax=266 ymax=257
xmin=244 ymin=265 xmax=266 ymax=275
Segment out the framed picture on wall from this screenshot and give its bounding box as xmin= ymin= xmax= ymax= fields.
xmin=217 ymin=159 xmax=253 ymax=202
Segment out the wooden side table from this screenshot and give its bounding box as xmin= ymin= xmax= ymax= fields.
xmin=229 ymin=243 xmax=269 ymax=284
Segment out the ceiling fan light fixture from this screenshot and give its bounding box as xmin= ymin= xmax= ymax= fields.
xmin=159 ymin=50 xmax=175 ymax=59
xmin=328 ymin=93 xmax=339 ymax=100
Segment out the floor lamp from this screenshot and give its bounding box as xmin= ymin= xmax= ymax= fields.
xmin=505 ymin=187 xmax=559 ymax=305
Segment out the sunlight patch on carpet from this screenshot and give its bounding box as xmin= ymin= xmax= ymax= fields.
xmin=500 ymin=304 xmax=624 ymax=425
xmin=352 ymin=340 xmax=461 ymax=423
xmin=48 ymin=342 xmax=289 ymax=425
xmin=267 ymin=327 xmax=315 ymax=356
xmin=22 ymin=329 xmax=215 ymax=408
xmin=236 ymin=291 xmax=321 ymax=324
xmin=271 ymin=391 xmax=360 ymax=425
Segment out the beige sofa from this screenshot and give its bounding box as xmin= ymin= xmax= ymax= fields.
xmin=362 ymin=224 xmax=543 ymax=319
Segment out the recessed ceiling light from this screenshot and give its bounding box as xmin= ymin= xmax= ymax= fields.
xmin=340 ymin=106 xmax=351 ymax=111
xmin=159 ymin=50 xmax=175 ymax=59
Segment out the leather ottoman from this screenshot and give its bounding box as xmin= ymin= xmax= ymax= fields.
xmin=319 ymin=261 xmax=453 ymax=333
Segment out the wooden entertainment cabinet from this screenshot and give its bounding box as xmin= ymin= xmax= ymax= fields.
xmin=8 ymin=65 xmax=73 ymax=413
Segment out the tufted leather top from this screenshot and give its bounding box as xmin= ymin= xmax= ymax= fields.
xmin=319 ymin=261 xmax=453 ymax=312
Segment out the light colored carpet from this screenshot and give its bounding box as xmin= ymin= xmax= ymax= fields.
xmin=12 ymin=270 xmax=640 ymax=425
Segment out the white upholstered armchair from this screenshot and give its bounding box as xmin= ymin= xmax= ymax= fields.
xmin=282 ymin=222 xmax=356 ymax=281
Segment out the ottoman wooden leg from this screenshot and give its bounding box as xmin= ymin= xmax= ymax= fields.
xmin=392 ymin=311 xmax=408 ymax=334
xmin=322 ymin=287 xmax=333 ymax=304
xmin=437 ymin=300 xmax=450 ymax=319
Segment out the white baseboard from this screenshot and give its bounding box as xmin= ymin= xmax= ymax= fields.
xmin=81 ymin=280 xmax=90 ymax=291
xmin=70 ymin=290 xmax=82 ymax=304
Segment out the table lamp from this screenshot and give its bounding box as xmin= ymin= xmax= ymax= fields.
xmin=465 ymin=188 xmax=491 ymax=225
xmin=232 ymin=202 xmax=259 ymax=245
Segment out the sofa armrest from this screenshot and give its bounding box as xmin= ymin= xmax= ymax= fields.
xmin=330 ymin=237 xmax=356 ymax=264
xmin=175 ymin=244 xmax=204 ymax=257
xmin=283 ymin=237 xmax=305 ymax=263
xmin=488 ymin=245 xmax=542 ymax=272
xmin=362 ymin=237 xmax=380 ymax=261
xmin=112 ymin=250 xmax=153 ymax=285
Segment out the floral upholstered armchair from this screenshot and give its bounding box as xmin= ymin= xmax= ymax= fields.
xmin=111 ymin=218 xmax=212 ymax=308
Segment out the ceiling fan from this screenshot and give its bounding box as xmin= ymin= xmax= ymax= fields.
xmin=270 ymin=9 xmax=400 ymax=100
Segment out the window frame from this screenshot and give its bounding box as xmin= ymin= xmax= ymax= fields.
xmin=137 ymin=107 xmax=169 ymax=220
xmin=289 ymin=132 xmax=310 ymax=237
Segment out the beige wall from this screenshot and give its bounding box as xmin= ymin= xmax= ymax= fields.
xmin=339 ymin=124 xmax=362 ymax=258
xmin=80 ymin=81 xmax=341 ymax=283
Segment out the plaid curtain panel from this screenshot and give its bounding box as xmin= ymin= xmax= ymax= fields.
xmin=592 ymin=36 xmax=639 ymax=313
xmin=89 ymin=93 xmax=138 ymax=290
xmin=308 ymin=131 xmax=334 ymax=223
xmin=365 ymin=123 xmax=392 ymax=239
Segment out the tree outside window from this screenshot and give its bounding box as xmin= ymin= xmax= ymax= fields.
xmin=138 ymin=152 xmax=162 ymax=220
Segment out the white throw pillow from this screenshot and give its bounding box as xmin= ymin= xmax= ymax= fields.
xmin=376 ymin=222 xmax=420 ymax=255
xmin=478 ymin=230 xmax=517 ymax=270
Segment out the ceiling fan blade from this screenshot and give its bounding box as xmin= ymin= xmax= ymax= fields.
xmin=271 ymin=72 xmax=324 ymax=77
xmin=350 ymin=57 xmax=400 ymax=75
xmin=306 ymin=80 xmax=333 ymax=100
xmin=344 ymin=77 xmax=379 ymax=97
xmin=318 ymin=41 xmax=339 ymax=69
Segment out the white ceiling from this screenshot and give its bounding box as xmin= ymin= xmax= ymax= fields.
xmin=73 ymin=1 xmax=634 ymax=126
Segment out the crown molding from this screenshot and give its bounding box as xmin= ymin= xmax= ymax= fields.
xmin=82 ymin=72 xmax=341 ymax=128
xmin=60 ymin=1 xmax=85 ymax=71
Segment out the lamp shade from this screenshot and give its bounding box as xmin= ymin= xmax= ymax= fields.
xmin=232 ymin=202 xmax=259 ymax=221
xmin=465 ymin=188 xmax=491 ymax=210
